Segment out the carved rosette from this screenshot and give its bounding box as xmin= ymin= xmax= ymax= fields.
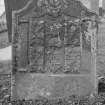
xmin=18 ymin=22 xmax=29 ymax=68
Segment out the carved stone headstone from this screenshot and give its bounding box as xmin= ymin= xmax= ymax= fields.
xmin=12 ymin=0 xmax=97 ymax=100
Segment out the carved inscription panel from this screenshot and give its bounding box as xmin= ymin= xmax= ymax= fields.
xmin=28 ymin=18 xmax=81 ymax=74
xmin=12 ymin=0 xmax=97 ymax=74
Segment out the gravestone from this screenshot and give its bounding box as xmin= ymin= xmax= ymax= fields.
xmin=12 ymin=0 xmax=98 ymax=100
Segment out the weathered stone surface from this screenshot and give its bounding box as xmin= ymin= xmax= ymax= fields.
xmin=97 ymin=24 xmax=105 ymax=77
xmin=27 ymin=18 xmax=81 ymax=73
xmin=13 ymin=73 xmax=95 ymax=100
xmin=12 ymin=0 xmax=97 ymax=100
xmin=81 ymin=50 xmax=92 ymax=74
xmin=18 ymin=22 xmax=29 ymax=68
